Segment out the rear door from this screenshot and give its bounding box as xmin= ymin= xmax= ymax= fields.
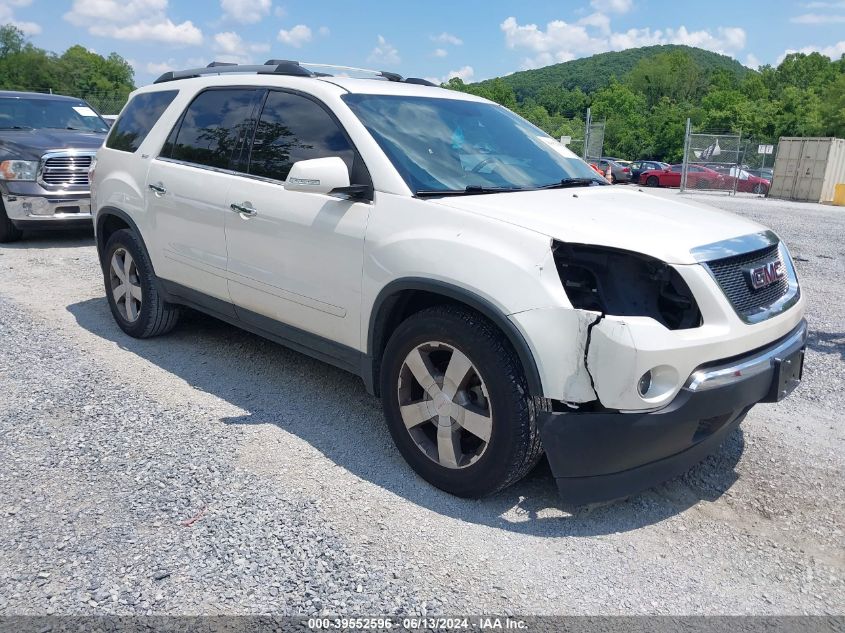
xmin=147 ymin=87 xmax=263 ymax=302
xmin=664 ymin=165 xmax=682 ymax=187
xmin=224 ymin=89 xmax=372 ymax=351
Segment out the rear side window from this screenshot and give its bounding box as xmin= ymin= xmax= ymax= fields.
xmin=248 ymin=91 xmax=355 ymax=181
xmin=164 ymin=89 xmax=262 ymax=169
xmin=106 ymin=90 xmax=178 ymax=153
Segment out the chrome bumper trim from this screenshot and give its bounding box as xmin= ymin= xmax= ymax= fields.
xmin=685 ymin=320 xmax=808 ymax=392
xmin=2 ymin=193 xmax=91 ymax=221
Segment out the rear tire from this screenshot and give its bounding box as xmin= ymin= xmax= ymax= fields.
xmin=103 ymin=229 xmax=181 ymax=338
xmin=380 ymin=305 xmax=546 ymax=498
xmin=0 ymin=201 xmax=23 ymax=243
xmin=646 ymin=175 xmax=659 ymax=187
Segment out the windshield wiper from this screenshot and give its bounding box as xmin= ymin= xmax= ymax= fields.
xmin=535 ymin=177 xmax=605 ymax=189
xmin=416 ymin=185 xmax=527 ymax=198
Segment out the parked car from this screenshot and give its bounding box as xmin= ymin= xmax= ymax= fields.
xmin=596 ymin=158 xmax=632 ymax=183
xmin=722 ymin=167 xmax=771 ymax=194
xmin=640 ymin=164 xmax=726 ymax=189
xmin=630 ymin=160 xmax=669 ymax=183
xmin=92 ymin=61 xmax=806 ymax=504
xmin=0 ymin=90 xmax=109 ymax=242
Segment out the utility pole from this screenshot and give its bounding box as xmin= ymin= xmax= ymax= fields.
xmin=680 ymin=118 xmax=691 ymax=193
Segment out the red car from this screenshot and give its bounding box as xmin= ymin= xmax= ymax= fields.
xmin=639 ymin=164 xmax=726 ymax=189
xmin=721 ymin=168 xmax=771 ymax=194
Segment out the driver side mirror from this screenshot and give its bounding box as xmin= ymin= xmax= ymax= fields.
xmin=285 ymin=157 xmax=350 ymax=194
xmin=284 ymin=157 xmax=373 ymax=200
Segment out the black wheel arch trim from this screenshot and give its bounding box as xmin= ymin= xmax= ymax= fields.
xmin=95 ymin=207 xmax=167 ymax=295
xmin=367 ymin=278 xmax=544 ymax=397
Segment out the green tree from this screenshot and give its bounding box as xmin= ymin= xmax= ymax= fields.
xmin=821 ymin=74 xmax=845 ymax=137
xmin=0 ymin=25 xmax=134 ymax=110
xmin=626 ymin=51 xmax=706 ymax=106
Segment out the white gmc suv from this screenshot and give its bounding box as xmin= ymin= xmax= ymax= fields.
xmin=91 ymin=61 xmax=807 ymax=504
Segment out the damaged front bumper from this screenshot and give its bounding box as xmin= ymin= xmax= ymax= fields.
xmin=537 ymin=319 xmax=807 ymax=505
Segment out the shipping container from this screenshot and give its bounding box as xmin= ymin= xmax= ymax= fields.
xmin=769 ymin=137 xmax=845 ymax=203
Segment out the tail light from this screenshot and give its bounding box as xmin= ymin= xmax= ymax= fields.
xmin=622 ymin=167 xmax=630 ymax=173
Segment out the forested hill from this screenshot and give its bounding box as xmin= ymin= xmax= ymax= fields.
xmin=446 ymin=45 xmax=844 ymax=162
xmin=478 ymin=45 xmax=750 ymax=98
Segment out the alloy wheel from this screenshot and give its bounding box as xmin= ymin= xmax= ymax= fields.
xmin=397 ymin=341 xmax=493 ymax=469
xmin=109 ymin=248 xmax=143 ymax=322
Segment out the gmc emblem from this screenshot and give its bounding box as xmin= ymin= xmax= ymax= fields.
xmin=746 ymin=260 xmax=785 ymax=290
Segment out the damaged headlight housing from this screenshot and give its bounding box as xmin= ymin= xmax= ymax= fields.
xmin=553 ymin=241 xmax=701 ymax=330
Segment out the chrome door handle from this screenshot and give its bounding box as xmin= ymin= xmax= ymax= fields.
xmin=148 ymin=182 xmax=167 ymax=196
xmin=230 ymin=202 xmax=257 ymax=217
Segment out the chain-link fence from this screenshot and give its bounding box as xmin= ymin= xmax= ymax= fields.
xmin=79 ymin=91 xmax=129 ymax=116
xmin=679 ymin=120 xmax=775 ymax=196
xmin=681 ymin=123 xmax=743 ymax=194
xmin=583 ymin=108 xmax=605 ymax=163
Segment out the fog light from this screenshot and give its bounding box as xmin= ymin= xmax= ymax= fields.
xmin=638 ymin=370 xmax=653 ymax=397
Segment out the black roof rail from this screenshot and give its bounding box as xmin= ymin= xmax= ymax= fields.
xmin=152 ymin=61 xmax=442 ymax=88
xmin=154 ymin=61 xmax=315 ymax=84
xmin=404 ymin=77 xmax=438 ymax=87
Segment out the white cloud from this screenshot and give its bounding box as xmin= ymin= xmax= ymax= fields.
xmin=778 ymin=41 xmax=845 ymax=63
xmin=744 ymin=53 xmax=761 ymax=69
xmin=431 ymin=32 xmax=463 ymax=46
xmin=64 ymin=0 xmax=202 ymax=46
xmin=0 ymin=0 xmax=40 ymax=34
xmin=368 ymin=35 xmax=400 ymax=66
xmin=212 ymin=31 xmax=270 ymax=64
xmin=801 ymin=1 xmax=845 ymax=6
xmin=220 ymin=0 xmax=271 ymax=24
xmin=590 ymin=0 xmax=633 ymax=14
xmin=426 ymin=65 xmax=475 ymax=85
xmin=501 ymin=16 xmax=747 ymax=69
xmin=277 ymin=24 xmax=312 ymax=47
xmin=318 ymin=26 xmax=330 ymax=37
xmin=791 ymin=12 xmax=845 ymax=23
xmin=433 ymin=48 xmax=448 ymax=58
xmin=578 ymin=12 xmax=611 ymax=35
xmin=446 ymin=65 xmax=474 ymax=81
xmin=145 ymin=60 xmax=176 ymax=75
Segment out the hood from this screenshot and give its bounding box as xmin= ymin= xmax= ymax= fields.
xmin=0 ymin=129 xmax=106 ymax=161
xmin=427 ymin=186 xmax=766 ymax=265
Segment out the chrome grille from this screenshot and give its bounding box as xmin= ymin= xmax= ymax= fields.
xmin=704 ymin=243 xmax=791 ymax=320
xmin=40 ymin=152 xmax=94 ymax=188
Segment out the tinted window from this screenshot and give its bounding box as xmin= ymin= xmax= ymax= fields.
xmin=166 ymin=89 xmax=261 ymax=169
xmin=248 ymin=91 xmax=355 ymax=181
xmin=106 ymin=91 xmax=177 ymax=152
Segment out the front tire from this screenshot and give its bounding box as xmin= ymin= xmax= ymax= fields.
xmin=0 ymin=201 xmax=22 ymax=243
xmin=380 ymin=305 xmax=546 ymax=497
xmin=646 ymin=175 xmax=659 ymax=187
xmin=103 ymin=229 xmax=181 ymax=338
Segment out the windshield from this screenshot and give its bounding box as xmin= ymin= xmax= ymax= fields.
xmin=0 ymin=97 xmax=109 ymax=132
xmin=342 ymin=94 xmax=604 ymax=194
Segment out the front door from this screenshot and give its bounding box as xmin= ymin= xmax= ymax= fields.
xmin=224 ymin=89 xmax=372 ymax=351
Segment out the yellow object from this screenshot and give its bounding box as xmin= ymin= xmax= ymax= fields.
xmin=834 ymin=183 xmax=845 ymax=206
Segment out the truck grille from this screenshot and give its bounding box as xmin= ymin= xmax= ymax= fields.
xmin=40 ymin=153 xmax=94 ymax=188
xmin=704 ymin=243 xmax=791 ymax=320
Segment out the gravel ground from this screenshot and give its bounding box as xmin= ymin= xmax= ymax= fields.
xmin=0 ymin=192 xmax=843 ymax=617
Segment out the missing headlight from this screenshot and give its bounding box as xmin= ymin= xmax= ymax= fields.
xmin=553 ymin=242 xmax=702 ymax=330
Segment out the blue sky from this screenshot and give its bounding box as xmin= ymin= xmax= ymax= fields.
xmin=4 ymin=0 xmax=845 ymax=86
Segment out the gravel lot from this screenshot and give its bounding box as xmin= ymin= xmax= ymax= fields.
xmin=0 ymin=191 xmax=843 ymax=617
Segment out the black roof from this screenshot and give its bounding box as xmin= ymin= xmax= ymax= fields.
xmin=0 ymin=90 xmax=87 ymax=102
